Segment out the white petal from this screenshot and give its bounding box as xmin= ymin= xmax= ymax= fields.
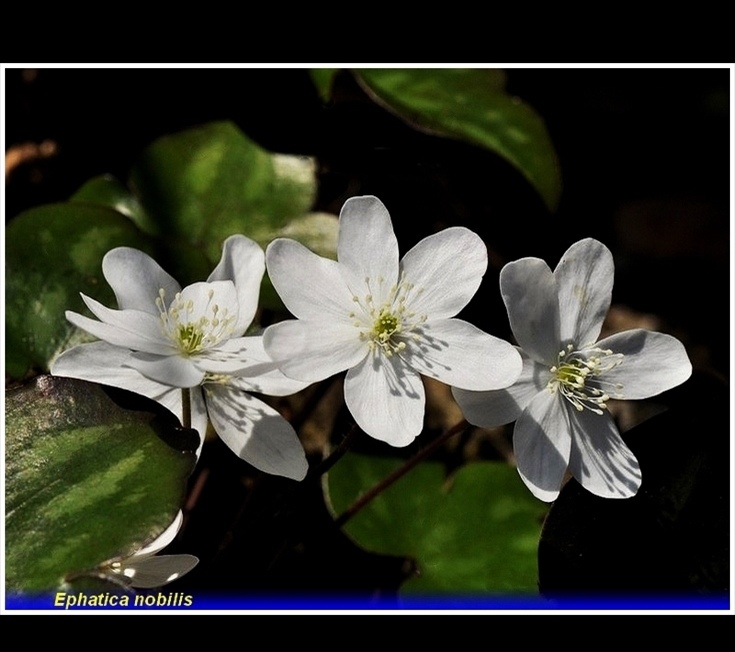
xmin=400 ymin=227 xmax=487 ymax=319
xmin=266 ymin=238 xmax=355 ymax=320
xmin=204 ymin=384 xmax=308 ymax=480
xmin=192 ymin=338 xmax=255 ymax=375
xmin=224 ymin=337 xmax=311 ymax=396
xmin=554 ymin=238 xmax=614 ymax=346
xmin=133 ymin=511 xmax=184 ymax=559
xmin=513 ymin=390 xmax=572 ymax=502
xmin=102 ymin=247 xmax=180 ymax=315
xmin=116 ymin=554 xmax=199 ymax=589
xmin=70 ymin=295 xmax=176 ymax=355
xmin=500 ymin=257 xmax=561 ymax=366
xmin=568 ymin=409 xmax=641 ymax=498
xmin=207 ymin=235 xmax=265 ymax=336
xmin=337 ymin=195 xmax=399 ymax=293
xmin=128 ymin=353 xmax=205 ymax=388
xmin=404 ymin=318 xmax=522 ymax=390
xmin=344 ymin=351 xmax=425 ymax=446
xmin=263 ymin=319 xmax=366 ymax=382
xmin=453 ymin=349 xmax=549 ymax=427
xmin=51 ymin=341 xmax=174 ymax=402
xmin=595 ymin=329 xmax=692 ymax=399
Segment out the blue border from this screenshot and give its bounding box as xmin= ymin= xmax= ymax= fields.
xmin=5 ymin=592 xmax=731 ymax=612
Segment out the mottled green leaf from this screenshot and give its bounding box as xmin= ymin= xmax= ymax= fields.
xmin=327 ymin=454 xmax=547 ymax=595
xmin=4 ymin=203 xmax=154 ymax=379
xmin=5 ymin=376 xmax=197 ymax=593
xmin=128 ymin=120 xmax=318 ymax=263
xmin=355 ymin=69 xmax=562 ymax=211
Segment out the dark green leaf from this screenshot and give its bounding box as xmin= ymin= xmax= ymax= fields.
xmin=355 ymin=69 xmax=562 ymax=212
xmin=327 ymin=454 xmax=547 ymax=595
xmin=310 ymin=69 xmax=339 ymax=102
xmin=70 ymin=174 xmax=151 ymax=228
xmin=4 ymin=203 xmax=154 ymax=379
xmin=5 ymin=376 xmax=197 ymax=593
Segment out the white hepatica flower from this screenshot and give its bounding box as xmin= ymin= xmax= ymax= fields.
xmin=263 ymin=195 xmax=522 ymax=446
xmin=107 ymin=511 xmax=198 ymax=589
xmin=453 ymin=238 xmax=692 ymax=502
xmin=51 ymin=236 xmax=309 ymax=480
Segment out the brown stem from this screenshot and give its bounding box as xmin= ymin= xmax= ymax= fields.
xmin=307 ymin=423 xmax=360 ymax=480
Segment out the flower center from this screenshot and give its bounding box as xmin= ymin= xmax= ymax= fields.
xmin=350 ymin=276 xmax=427 ymax=357
xmin=156 ymin=288 xmax=235 ymax=356
xmin=548 ymin=344 xmax=624 ymax=414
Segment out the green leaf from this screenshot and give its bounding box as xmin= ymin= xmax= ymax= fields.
xmin=70 ymin=174 xmax=151 ymax=228
xmin=128 ymin=120 xmax=318 ymax=264
xmin=5 ymin=376 xmax=197 ymax=593
xmin=327 ymin=454 xmax=547 ymax=595
xmin=355 ymin=69 xmax=562 ymax=212
xmin=4 ymin=203 xmax=154 ymax=379
xmin=310 ymin=68 xmax=339 ymax=102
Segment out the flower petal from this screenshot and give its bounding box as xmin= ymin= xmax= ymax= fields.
xmin=404 ymin=318 xmax=521 ymax=391
xmin=400 ymin=227 xmax=487 ymax=319
xmin=223 ymin=336 xmax=311 ymax=396
xmin=513 ymin=390 xmax=572 ymax=502
xmin=453 ymin=349 xmax=549 ymax=427
xmin=102 ymin=247 xmax=181 ymax=315
xmin=133 ymin=511 xmax=184 ymax=559
xmin=115 ymin=554 xmax=199 ymax=589
xmin=554 ymin=238 xmax=613 ymax=346
xmin=263 ymin=319 xmax=366 ymax=383
xmin=568 ymin=409 xmax=641 ymax=498
xmin=128 ymin=352 xmax=205 ymax=388
xmin=69 ymin=295 xmax=176 ymax=355
xmin=207 ymin=235 xmax=265 ymax=336
xmin=51 ymin=341 xmax=174 ymax=401
xmin=595 ymin=329 xmax=692 ymax=399
xmin=500 ymin=257 xmax=561 ymax=365
xmin=204 ymin=384 xmax=308 ymax=480
xmin=344 ymin=351 xmax=425 ymax=446
xmin=266 ymin=238 xmax=355 ymax=320
xmin=337 ymin=195 xmax=399 ymax=294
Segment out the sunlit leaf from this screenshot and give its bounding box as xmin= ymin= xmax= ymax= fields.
xmin=4 ymin=203 xmax=154 ymax=379
xmin=355 ymin=68 xmax=562 ymax=211
xmin=327 ymin=454 xmax=547 ymax=595
xmin=5 ymin=376 xmax=197 ymax=593
xmin=128 ymin=120 xmax=318 ymax=263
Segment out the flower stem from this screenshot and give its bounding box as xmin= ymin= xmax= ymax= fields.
xmin=181 ymin=387 xmax=191 ymax=430
xmin=333 ymin=419 xmax=469 ymax=528
xmin=307 ymin=423 xmax=360 ymax=480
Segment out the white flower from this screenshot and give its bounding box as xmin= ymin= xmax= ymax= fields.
xmin=51 ymin=236 xmax=309 ymax=481
xmin=106 ymin=511 xmax=198 ymax=589
xmin=453 ymin=238 xmax=692 ymax=502
xmin=263 ymin=195 xmax=522 ymax=446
